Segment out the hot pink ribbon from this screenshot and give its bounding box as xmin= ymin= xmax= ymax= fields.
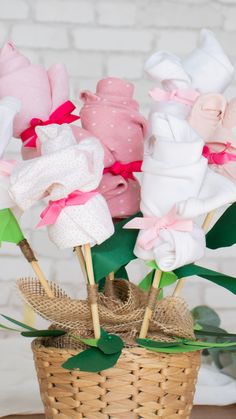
xmin=20 ymin=100 xmax=80 ymax=148
xmin=124 ymin=207 xmax=193 ymax=250
xmin=37 ymin=189 xmax=98 ymax=228
xmin=103 ymin=160 xmax=142 ymax=181
xmin=0 ymin=160 xmax=16 ymax=176
xmin=149 ymin=87 xmax=200 ymax=106
xmin=203 ymin=143 xmax=236 ymax=165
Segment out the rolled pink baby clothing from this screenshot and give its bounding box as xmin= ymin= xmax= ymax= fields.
xmin=80 ymin=77 xmax=148 ymax=218
xmin=0 ymin=42 xmax=81 ymax=160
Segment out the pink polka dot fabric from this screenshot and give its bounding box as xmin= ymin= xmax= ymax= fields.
xmin=80 ymin=77 xmax=148 ymax=218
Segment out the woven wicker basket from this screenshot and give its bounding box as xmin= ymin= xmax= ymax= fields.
xmin=32 ymin=339 xmax=201 ymax=419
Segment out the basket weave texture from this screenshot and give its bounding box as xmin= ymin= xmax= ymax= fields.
xmin=32 ymin=340 xmax=201 ymax=419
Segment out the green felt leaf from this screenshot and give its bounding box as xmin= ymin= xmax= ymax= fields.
xmin=0 ymin=209 xmax=24 ymax=245
xmin=1 ymin=314 xmax=36 ymax=331
xmin=21 ymin=329 xmax=66 ymax=337
xmin=174 ymin=264 xmax=236 ymax=295
xmin=192 ymin=306 xmax=220 ymax=327
xmin=206 ymin=203 xmax=236 ymax=249
xmin=91 ymin=214 xmax=140 ymax=283
xmin=98 ymin=334 xmax=124 ymax=354
xmin=62 ymin=347 xmax=122 ymax=372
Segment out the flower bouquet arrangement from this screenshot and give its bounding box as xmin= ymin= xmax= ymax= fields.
xmin=1 ymin=29 xmax=236 ymax=419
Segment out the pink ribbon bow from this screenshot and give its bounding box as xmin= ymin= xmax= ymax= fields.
xmin=0 ymin=160 xmax=16 ymax=176
xmin=103 ymin=160 xmax=142 ymax=181
xmin=203 ymin=143 xmax=236 ymax=165
xmin=124 ymin=207 xmax=193 ymax=250
xmin=20 ymin=100 xmax=80 ymax=148
xmin=37 ymin=189 xmax=98 ymax=228
xmin=149 ymin=87 xmax=200 ymax=106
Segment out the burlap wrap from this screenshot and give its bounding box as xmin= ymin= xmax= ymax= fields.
xmin=17 ymin=277 xmax=195 ymax=348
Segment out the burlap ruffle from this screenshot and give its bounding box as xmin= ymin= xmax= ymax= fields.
xmin=17 ymin=277 xmax=195 ymax=349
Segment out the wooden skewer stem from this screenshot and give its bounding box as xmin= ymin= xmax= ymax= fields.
xmin=83 ymin=243 xmax=101 ymax=340
xmin=139 ymin=269 xmax=162 ymax=339
xmin=75 ymin=246 xmax=87 ymax=280
xmin=107 ymin=272 xmax=115 ymax=281
xmin=31 ymin=261 xmax=54 ymax=298
xmin=18 ymin=239 xmax=53 ymax=298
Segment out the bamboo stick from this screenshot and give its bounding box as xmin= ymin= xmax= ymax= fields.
xmin=139 ymin=269 xmax=162 ymax=338
xmin=75 ymin=246 xmax=87 ymax=280
xmin=172 ymin=211 xmax=215 ymax=297
xmin=18 ymin=239 xmax=53 ymax=298
xmin=30 ymin=261 xmax=54 ymax=298
xmin=83 ymin=243 xmax=101 ymax=340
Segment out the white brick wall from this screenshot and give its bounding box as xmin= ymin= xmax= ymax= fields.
xmin=0 ymin=0 xmax=236 ymax=338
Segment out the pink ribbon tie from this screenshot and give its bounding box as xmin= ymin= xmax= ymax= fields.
xmin=124 ymin=207 xmax=193 ymax=250
xmin=149 ymin=87 xmax=200 ymax=106
xmin=20 ymin=100 xmax=80 ymax=148
xmin=103 ymin=160 xmax=142 ymax=181
xmin=203 ymin=143 xmax=236 ymax=165
xmin=37 ymin=189 xmax=98 ymax=228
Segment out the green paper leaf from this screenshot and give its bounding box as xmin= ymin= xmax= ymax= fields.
xmin=139 ymin=268 xmax=178 ymax=291
xmin=91 ymin=214 xmax=140 ymax=283
xmin=138 ymin=270 xmax=154 ymax=291
xmin=0 ymin=209 xmax=24 ymax=245
xmin=137 ymin=338 xmax=178 ymax=348
xmin=195 ymin=329 xmax=236 ymax=339
xmin=98 ymin=334 xmax=124 ymax=354
xmin=174 ymin=264 xmax=236 ymax=295
xmin=21 ymin=329 xmax=66 ymax=338
xmin=206 ymin=203 xmax=236 ymax=249
xmin=194 ymin=323 xmax=203 ymax=331
xmin=137 ymin=336 xmax=236 ymax=354
xmin=1 ymin=314 xmax=36 ymax=331
xmin=180 ymin=339 xmax=236 ymax=349
xmin=115 ymin=265 xmax=128 ymax=280
xmin=62 ymin=347 xmax=122 ymax=372
xmin=79 ymin=338 xmax=99 ymax=347
xmin=138 ymin=342 xmax=201 ymax=353
xmin=0 ymin=323 xmax=21 ymax=332
xmin=192 ymin=306 xmax=220 ymax=328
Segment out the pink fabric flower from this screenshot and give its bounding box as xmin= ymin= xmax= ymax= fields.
xmin=0 ymin=42 xmax=85 ymax=160
xmin=80 ymin=77 xmax=147 ymax=218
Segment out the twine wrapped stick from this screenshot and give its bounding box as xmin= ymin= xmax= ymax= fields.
xmin=75 ymin=244 xmax=101 ymax=339
xmin=10 ymin=124 xmax=114 ymax=340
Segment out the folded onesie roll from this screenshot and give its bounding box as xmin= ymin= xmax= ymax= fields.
xmin=80 ymin=77 xmax=147 ymax=218
xmin=0 ymin=42 xmax=84 ymax=160
xmin=127 ymin=114 xmax=207 ymax=271
xmin=183 ymin=29 xmax=234 ymax=94
xmin=10 ymin=124 xmax=114 ymax=248
xmin=145 ymin=51 xmax=198 ymax=119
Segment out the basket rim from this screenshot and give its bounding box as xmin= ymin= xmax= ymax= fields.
xmin=32 ymin=338 xmax=202 ymax=361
